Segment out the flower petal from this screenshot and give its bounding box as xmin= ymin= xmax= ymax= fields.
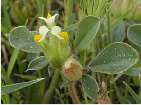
xmin=38 ymin=17 xmax=48 ymax=23
xmin=39 ymin=26 xmax=49 ymax=36
xmin=47 ymin=13 xmax=52 ymax=19
xmin=60 ymin=31 xmax=68 ymax=41
xmin=39 ymin=26 xmax=49 ymax=41
xmin=51 ymin=26 xmax=63 ymax=39
xmin=38 ymin=14 xmax=59 ymax=26
xmin=46 ymin=14 xmax=59 ymax=26
xmin=34 ymin=34 xmax=42 ymax=42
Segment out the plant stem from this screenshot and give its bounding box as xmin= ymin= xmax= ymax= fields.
xmin=82 ymin=86 xmax=88 ymax=104
xmin=80 ymin=50 xmax=86 ymax=66
xmin=107 ymin=5 xmax=112 ymax=43
xmin=37 ymin=70 xmax=45 ymax=96
xmin=69 ymin=82 xmax=80 ymax=104
xmin=42 ymin=69 xmax=60 ymax=103
xmin=7 ymin=48 xmax=19 ymax=80
xmin=64 ymin=0 xmax=73 ymax=28
xmin=139 ymin=74 xmax=141 ymax=97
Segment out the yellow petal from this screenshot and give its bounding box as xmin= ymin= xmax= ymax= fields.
xmin=60 ymin=32 xmax=68 ymax=42
xmin=34 ymin=34 xmax=42 ymax=42
xmin=47 ymin=13 xmax=52 ymax=19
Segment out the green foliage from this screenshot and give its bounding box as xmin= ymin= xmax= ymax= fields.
xmin=112 ymin=20 xmax=125 ymax=42
xmin=127 ymin=24 xmax=141 ymax=48
xmin=111 ymin=0 xmax=134 ymax=18
xmin=2 ymin=78 xmax=45 ymax=96
xmin=125 ymin=66 xmax=141 ymax=77
xmin=123 ymin=81 xmax=141 ymax=103
xmin=46 ymin=36 xmax=70 ymax=68
xmin=91 ymin=42 xmax=139 ymax=74
xmin=7 ymin=49 xmax=19 ymax=79
xmin=82 ymin=75 xmax=99 ymax=101
xmin=79 ymin=0 xmax=109 ymax=17
xmin=1 ymin=0 xmax=12 ymax=33
xmin=76 ymin=16 xmax=100 ymax=49
xmin=26 ymin=56 xmax=48 ymax=71
xmin=9 ymin=26 xmax=42 ymax=53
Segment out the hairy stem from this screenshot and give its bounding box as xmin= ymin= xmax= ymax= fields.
xmin=42 ymin=69 xmax=60 ymax=103
xmin=69 ymin=82 xmax=80 ymax=104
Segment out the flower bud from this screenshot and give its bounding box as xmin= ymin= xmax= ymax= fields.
xmin=63 ymin=57 xmax=82 ymax=81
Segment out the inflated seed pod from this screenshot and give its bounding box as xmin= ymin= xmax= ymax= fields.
xmin=63 ymin=57 xmax=82 ymax=81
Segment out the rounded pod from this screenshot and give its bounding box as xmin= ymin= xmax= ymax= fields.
xmin=63 ymin=57 xmax=82 ymax=81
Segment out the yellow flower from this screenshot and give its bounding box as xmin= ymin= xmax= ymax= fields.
xmin=47 ymin=13 xmax=52 ymax=19
xmin=60 ymin=32 xmax=68 ymax=42
xmin=50 ymin=26 xmax=69 ymax=42
xmin=37 ymin=14 xmax=69 ymax=42
xmin=34 ymin=26 xmax=49 ymax=43
xmin=39 ymin=13 xmax=59 ymax=27
xmin=34 ymin=34 xmax=42 ymax=43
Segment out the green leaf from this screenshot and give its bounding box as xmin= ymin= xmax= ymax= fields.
xmin=14 ymin=74 xmax=36 ymax=80
xmin=7 ymin=48 xmax=19 ymax=79
xmin=76 ymin=16 xmax=100 ymax=49
xmin=91 ymin=42 xmax=139 ymax=74
xmin=26 ymin=56 xmax=48 ymax=71
xmin=1 ymin=78 xmax=44 ymax=95
xmin=112 ymin=20 xmax=125 ymax=42
xmin=26 ymin=53 xmax=40 ymax=62
xmin=9 ymin=26 xmax=42 ymax=53
xmin=123 ymin=81 xmax=141 ymax=103
xmin=63 ymin=23 xmax=78 ymax=32
xmin=124 ymin=66 xmax=141 ymax=77
xmin=127 ymin=24 xmax=141 ymax=48
xmin=82 ymin=75 xmax=99 ymax=100
xmin=114 ymin=84 xmax=128 ymax=104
